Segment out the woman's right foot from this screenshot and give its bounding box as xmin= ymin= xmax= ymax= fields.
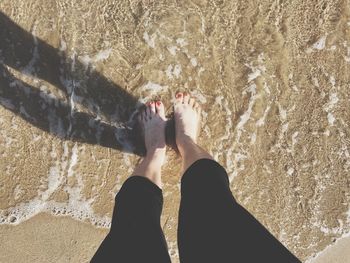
xmin=174 ymin=92 xmax=201 ymax=154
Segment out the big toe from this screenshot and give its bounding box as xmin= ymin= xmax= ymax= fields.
xmin=175 ymin=92 xmax=183 ymax=104
xmin=155 ymin=101 xmax=166 ymax=119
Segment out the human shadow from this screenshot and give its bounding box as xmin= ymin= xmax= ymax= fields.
xmin=0 ymin=11 xmax=147 ymax=155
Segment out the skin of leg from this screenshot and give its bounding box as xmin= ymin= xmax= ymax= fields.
xmin=178 ymin=136 xmax=213 ymax=173
xmin=131 ymin=149 xmax=164 ymax=188
xmin=173 ymin=92 xmax=214 ymax=174
xmin=131 ymin=100 xmax=167 ymax=189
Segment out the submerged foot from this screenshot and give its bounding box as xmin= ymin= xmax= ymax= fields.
xmin=132 ymin=101 xmax=167 ymax=188
xmin=174 ymin=92 xmax=201 ymax=153
xmin=139 ymin=100 xmax=167 ymax=161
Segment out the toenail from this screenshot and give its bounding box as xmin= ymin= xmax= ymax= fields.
xmin=176 ymin=93 xmax=182 ymax=98
xmin=156 ymin=101 xmax=161 ymax=106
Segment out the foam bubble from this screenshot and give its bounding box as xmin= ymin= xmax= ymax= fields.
xmin=140 ymin=81 xmax=169 ymax=96
xmin=143 ymin=32 xmax=156 ymax=48
xmin=167 ymin=46 xmax=177 ymax=55
xmin=306 ymin=36 xmax=327 ymax=53
xmin=312 ymin=36 xmax=326 ymax=50
xmin=176 ymin=38 xmax=188 ymax=47
xmin=190 ymin=58 xmax=197 ymax=67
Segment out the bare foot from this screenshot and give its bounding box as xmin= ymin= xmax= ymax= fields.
xmin=132 ymin=101 xmax=167 ymax=188
xmin=140 ymin=101 xmax=167 ymax=155
xmin=174 ymin=92 xmax=201 ymax=153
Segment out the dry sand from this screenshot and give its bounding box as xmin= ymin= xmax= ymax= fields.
xmin=309 ymin=235 xmax=350 ymax=263
xmin=1 ymin=0 xmax=350 ymax=262
xmin=0 ymin=213 xmax=108 ymax=263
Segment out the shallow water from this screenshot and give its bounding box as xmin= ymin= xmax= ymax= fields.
xmin=0 ymin=0 xmax=350 ymax=262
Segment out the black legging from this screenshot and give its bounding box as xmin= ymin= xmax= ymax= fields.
xmin=91 ymin=159 xmax=301 ymax=262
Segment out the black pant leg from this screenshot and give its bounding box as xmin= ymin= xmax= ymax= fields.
xmin=177 ymin=158 xmax=301 ymax=263
xmin=91 ymin=176 xmax=171 ymax=263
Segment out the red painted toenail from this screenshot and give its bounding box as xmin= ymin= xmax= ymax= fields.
xmin=176 ymin=93 xmax=182 ymax=98
xmin=156 ymin=101 xmax=161 ymax=106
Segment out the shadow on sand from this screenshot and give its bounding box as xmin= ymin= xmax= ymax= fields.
xmin=0 ymin=11 xmax=152 ymax=155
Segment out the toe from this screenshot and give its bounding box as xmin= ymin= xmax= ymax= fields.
xmin=193 ymin=101 xmax=200 ymax=110
xmin=175 ymin=92 xmax=183 ymax=103
xmin=146 ymin=102 xmax=153 ymax=117
xmin=143 ymin=106 xmax=149 ymax=121
xmin=196 ymin=105 xmax=202 ymax=114
xmin=155 ymin=100 xmax=166 ymax=119
xmin=189 ymin=98 xmax=195 ymax=107
xmin=183 ymin=92 xmax=190 ymax=104
xmin=150 ymin=101 xmax=156 ymax=114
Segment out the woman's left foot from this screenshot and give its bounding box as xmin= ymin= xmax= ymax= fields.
xmin=139 ymin=100 xmax=167 ymax=155
xmin=132 ymin=101 xmax=167 ymax=188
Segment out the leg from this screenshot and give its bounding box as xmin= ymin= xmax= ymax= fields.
xmin=174 ymin=92 xmax=301 ymax=263
xmin=173 ymin=92 xmax=213 ymax=173
xmin=91 ymin=101 xmax=171 ymax=263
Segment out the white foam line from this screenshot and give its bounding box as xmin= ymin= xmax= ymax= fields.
xmin=212 ymin=95 xmax=235 ymax=180
xmin=201 ymin=17 xmax=205 ymax=33
xmin=41 ymin=142 xmax=70 ymax=201
xmin=230 ymin=84 xmax=259 ymax=179
xmin=256 ymin=105 xmax=271 ymax=127
xmin=41 ymin=165 xmax=61 ymax=201
xmin=67 ymin=143 xmax=79 ymax=177
xmin=0 ymin=142 xmax=112 ymax=227
xmin=0 ymin=198 xmax=112 ymax=228
xmin=230 ymin=54 xmax=267 ymax=179
xmin=323 ymin=92 xmax=339 ymax=126
xmin=291 ymin=131 xmax=299 ymax=152
xmin=236 ymin=84 xmax=258 ymax=141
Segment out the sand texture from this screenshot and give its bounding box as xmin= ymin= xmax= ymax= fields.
xmin=1 ymin=0 xmax=350 ymax=262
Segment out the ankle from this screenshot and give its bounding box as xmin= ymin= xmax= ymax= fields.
xmin=176 ymin=134 xmax=196 ymax=146
xmin=176 ymin=135 xmax=196 ymax=154
xmin=146 ymin=147 xmax=166 ymax=156
xmin=132 ymin=152 xmax=164 ymax=188
xmin=142 ymin=149 xmax=166 ymax=174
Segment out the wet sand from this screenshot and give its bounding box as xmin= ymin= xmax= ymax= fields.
xmin=1 ymin=0 xmax=350 ymax=262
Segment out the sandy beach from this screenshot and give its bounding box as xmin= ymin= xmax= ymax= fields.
xmin=1 ymin=0 xmax=350 ymax=262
